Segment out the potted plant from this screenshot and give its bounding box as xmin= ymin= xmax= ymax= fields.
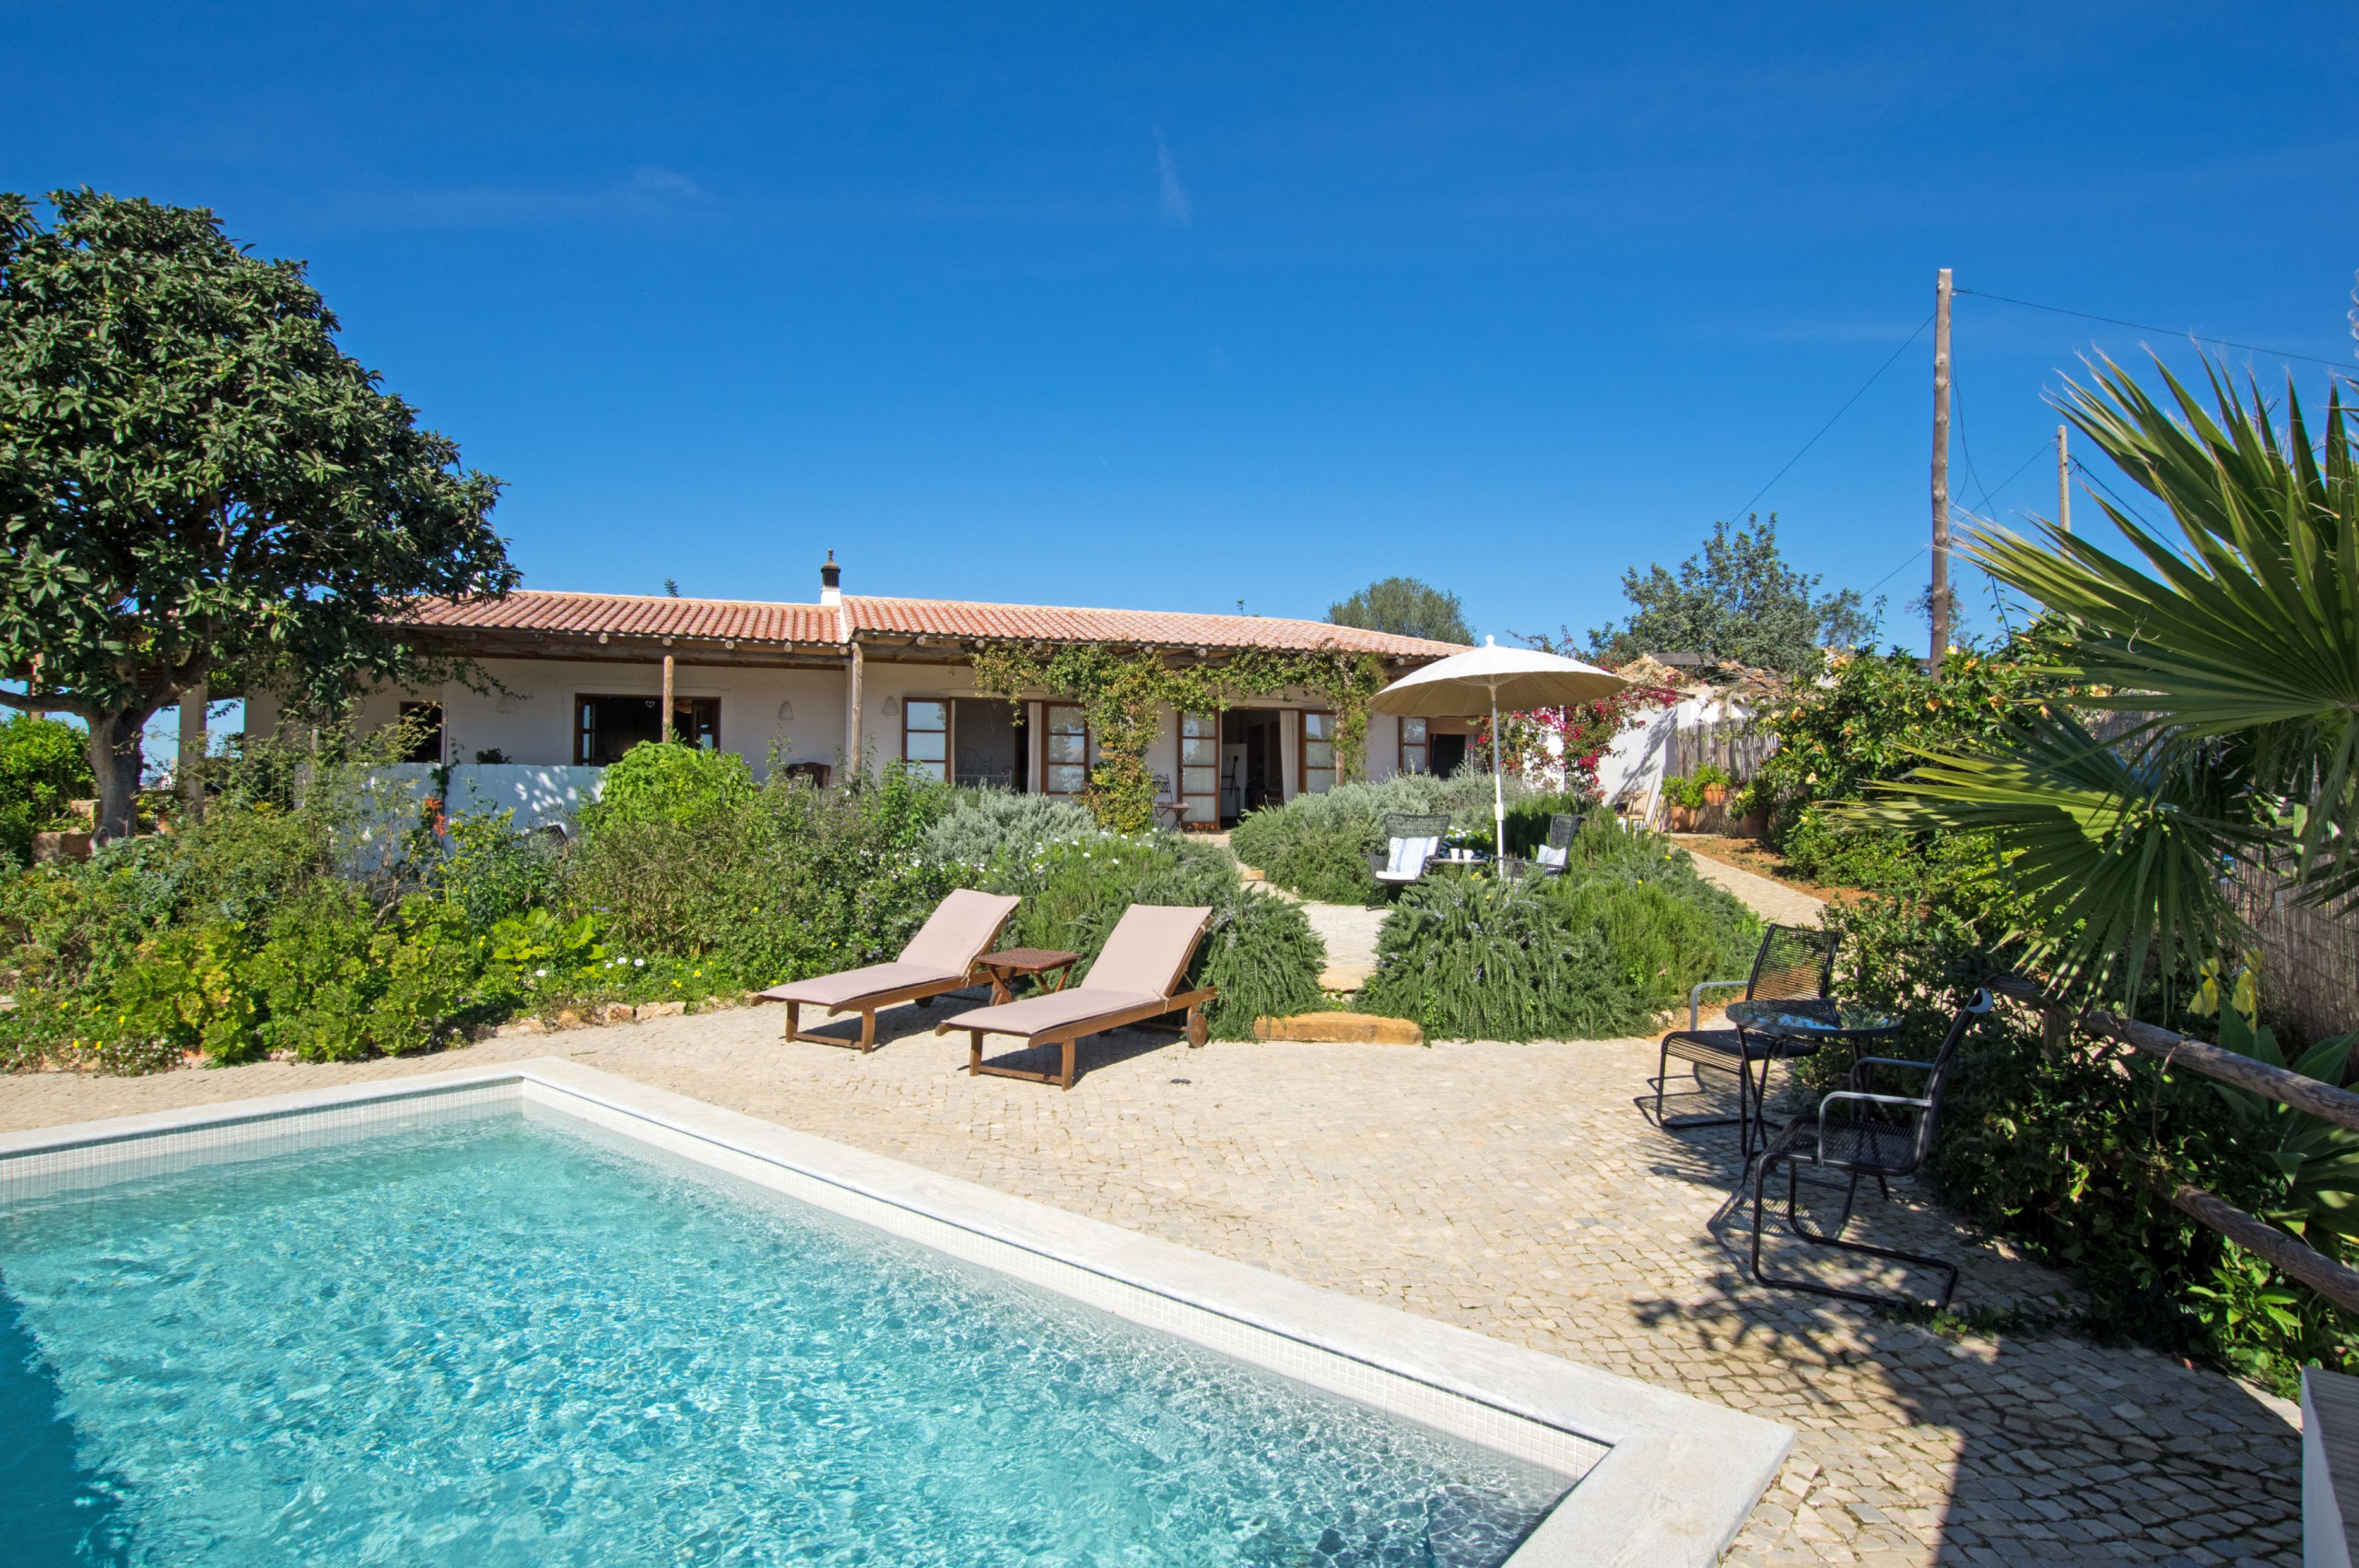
xmin=1661 ymin=774 xmax=1708 ymax=831
xmin=1694 ymin=762 xmax=1734 ymax=808
xmin=1730 ymin=778 xmax=1770 ymax=838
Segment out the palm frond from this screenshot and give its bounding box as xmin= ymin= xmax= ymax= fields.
xmin=1841 ymin=712 xmax=2256 ymax=1008
xmin=1961 ymin=355 xmax=2359 ymax=903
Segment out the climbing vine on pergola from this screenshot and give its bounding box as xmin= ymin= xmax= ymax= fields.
xmin=968 ymin=642 xmax=1389 ymax=832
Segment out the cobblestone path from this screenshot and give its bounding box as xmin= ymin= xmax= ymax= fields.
xmin=1 ymin=1008 xmax=2301 ymax=1565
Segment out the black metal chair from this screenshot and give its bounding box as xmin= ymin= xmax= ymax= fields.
xmin=1747 ymin=988 xmax=1993 ymax=1312
xmin=1652 ymin=923 xmax=1839 ymax=1154
xmin=1528 ymin=813 xmax=1583 ymax=875
xmin=1367 ymin=812 xmax=1452 ymax=894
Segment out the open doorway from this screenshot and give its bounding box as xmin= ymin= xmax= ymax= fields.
xmin=951 ymin=698 xmax=1026 ymax=790
xmin=1220 ymin=709 xmax=1285 ymax=823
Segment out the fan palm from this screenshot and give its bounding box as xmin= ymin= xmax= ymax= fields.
xmin=1849 ymin=355 xmax=2359 ymax=1007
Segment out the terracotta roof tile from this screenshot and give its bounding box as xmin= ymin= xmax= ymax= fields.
xmin=401 ymin=590 xmax=1468 ymax=660
xmin=842 ymin=596 xmax=1465 ymax=657
xmin=405 ymin=591 xmax=845 ymax=645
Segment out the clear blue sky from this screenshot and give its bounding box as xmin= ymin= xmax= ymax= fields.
xmin=11 ymin=2 xmax=2358 ymax=651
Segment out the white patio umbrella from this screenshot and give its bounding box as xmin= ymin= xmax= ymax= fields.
xmin=1368 ymin=637 xmax=1629 ymax=863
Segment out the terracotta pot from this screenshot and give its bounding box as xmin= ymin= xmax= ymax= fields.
xmin=1702 ymin=784 xmax=1729 ymax=806
xmin=1737 ymin=813 xmax=1768 ymax=839
xmin=1667 ymin=805 xmax=1697 ymax=832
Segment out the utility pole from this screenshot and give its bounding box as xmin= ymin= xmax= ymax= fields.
xmin=2057 ymin=423 xmax=2071 ymax=532
xmin=1930 ymin=267 xmax=1953 ymax=666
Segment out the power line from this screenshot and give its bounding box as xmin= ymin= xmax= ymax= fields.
xmin=1720 ymin=311 xmax=1936 ymax=522
xmin=1985 ymin=438 xmax=2060 ymax=509
xmin=1954 ymin=378 xmax=1998 ymax=521
xmin=1954 ymin=434 xmax=2063 ymax=527
xmin=2069 ymin=457 xmax=2163 ymax=534
xmin=1955 ymin=287 xmax=2358 ymax=371
xmin=1862 ymin=544 xmax=1927 ymax=596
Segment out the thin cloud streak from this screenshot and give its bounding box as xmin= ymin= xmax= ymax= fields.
xmin=1155 ymin=130 xmax=1192 ymax=226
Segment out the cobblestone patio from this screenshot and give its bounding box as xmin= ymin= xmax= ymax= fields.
xmin=0 ymin=1005 xmax=2302 ymax=1565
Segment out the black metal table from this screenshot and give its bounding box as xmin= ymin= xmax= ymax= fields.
xmin=1722 ymin=1000 xmax=1907 ymax=1157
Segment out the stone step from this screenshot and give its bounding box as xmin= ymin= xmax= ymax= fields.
xmin=1253 ymin=1012 xmax=1425 ymax=1046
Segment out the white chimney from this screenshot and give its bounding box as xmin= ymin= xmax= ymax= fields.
xmin=818 ymin=548 xmax=842 ymax=608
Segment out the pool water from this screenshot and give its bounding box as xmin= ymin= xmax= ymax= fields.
xmin=0 ymin=1113 xmax=1566 ymax=1566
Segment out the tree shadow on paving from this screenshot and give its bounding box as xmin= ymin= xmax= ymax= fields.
xmin=1625 ymin=1091 xmax=2299 ymax=1563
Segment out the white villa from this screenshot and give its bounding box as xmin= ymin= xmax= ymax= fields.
xmin=244 ymin=556 xmax=1471 ymax=828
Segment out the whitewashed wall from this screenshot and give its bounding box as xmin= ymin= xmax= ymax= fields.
xmin=247 ymin=660 xmax=1408 ymax=802
xmin=1594 ymin=692 xmax=1756 ymax=825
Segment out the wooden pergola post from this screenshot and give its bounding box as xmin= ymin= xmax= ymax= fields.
xmin=662 ymin=650 xmax=675 ymax=743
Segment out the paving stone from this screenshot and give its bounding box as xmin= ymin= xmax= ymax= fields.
xmin=0 ymin=1011 xmax=2306 ymax=1566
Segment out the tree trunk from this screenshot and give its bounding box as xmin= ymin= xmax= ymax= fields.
xmin=87 ymin=709 xmax=147 ymax=844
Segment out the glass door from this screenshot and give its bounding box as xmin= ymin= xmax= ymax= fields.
xmin=1178 ymin=712 xmax=1218 ymax=825
xmin=1300 ymin=711 xmax=1337 ymax=794
xmin=1043 ymin=704 xmax=1089 ymax=797
xmin=1398 ymin=717 xmax=1429 ymax=775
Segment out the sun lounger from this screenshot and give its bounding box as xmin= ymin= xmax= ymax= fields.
xmin=756 ymin=888 xmax=1020 ymax=1051
xmin=937 ymin=904 xmax=1217 ymax=1089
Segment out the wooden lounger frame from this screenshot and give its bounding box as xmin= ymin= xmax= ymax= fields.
xmin=770 ymin=961 xmax=995 ymax=1053
xmin=949 ymin=987 xmax=1217 ymax=1091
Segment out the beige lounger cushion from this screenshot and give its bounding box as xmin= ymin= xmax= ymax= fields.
xmin=759 ymin=961 xmax=963 ymax=1009
xmin=898 ymin=888 xmax=1023 ymax=973
xmin=1078 ymin=904 xmax=1212 ymax=997
xmin=941 ymin=988 xmax=1167 ymax=1037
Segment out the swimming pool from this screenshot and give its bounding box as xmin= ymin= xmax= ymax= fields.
xmin=0 ymin=1062 xmax=1791 ymax=1565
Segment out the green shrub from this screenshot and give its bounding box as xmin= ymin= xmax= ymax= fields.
xmin=584 ymin=743 xmax=756 ymax=830
xmin=0 ymin=716 xmax=95 ymax=862
xmin=1360 ymin=821 xmax=1757 ymax=1041
xmin=1230 ymin=774 xmax=1564 ymax=904
xmin=925 ymin=788 xmax=1100 ymax=873
xmin=111 ymin=920 xmax=263 ymax=1063
xmin=1755 ymin=636 xmax=2063 ymax=889
xmin=439 ymin=807 xmax=563 ymax=927
xmin=244 ymin=884 xmax=376 ymax=1062
xmin=1194 ymin=895 xmax=1327 ymax=1037
xmin=566 ymin=760 xmax=955 ymax=992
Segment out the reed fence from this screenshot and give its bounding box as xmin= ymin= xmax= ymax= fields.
xmin=1668 ymin=717 xmax=1776 ymax=783
xmin=2229 ymin=854 xmax=2359 ymax=1048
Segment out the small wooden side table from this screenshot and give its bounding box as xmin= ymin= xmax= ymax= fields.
xmin=975 ymin=947 xmax=1081 ymax=1005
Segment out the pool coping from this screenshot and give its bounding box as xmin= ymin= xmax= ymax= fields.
xmin=0 ymin=1059 xmax=1793 ymax=1566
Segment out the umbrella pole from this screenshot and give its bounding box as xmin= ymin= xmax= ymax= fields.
xmin=1490 ymin=684 xmax=1507 ymax=866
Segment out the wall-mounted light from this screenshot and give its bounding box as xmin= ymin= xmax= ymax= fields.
xmin=776 ymin=700 xmax=794 ymax=722
xmin=881 ymin=695 xmax=900 ymax=718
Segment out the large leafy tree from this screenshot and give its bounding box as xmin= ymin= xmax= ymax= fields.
xmin=1590 ymin=514 xmax=1872 ymax=675
xmin=1327 ymin=576 xmax=1474 ymax=645
xmin=1859 ymin=357 xmax=2359 ymax=1007
xmin=0 ymin=190 xmax=513 ymax=840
